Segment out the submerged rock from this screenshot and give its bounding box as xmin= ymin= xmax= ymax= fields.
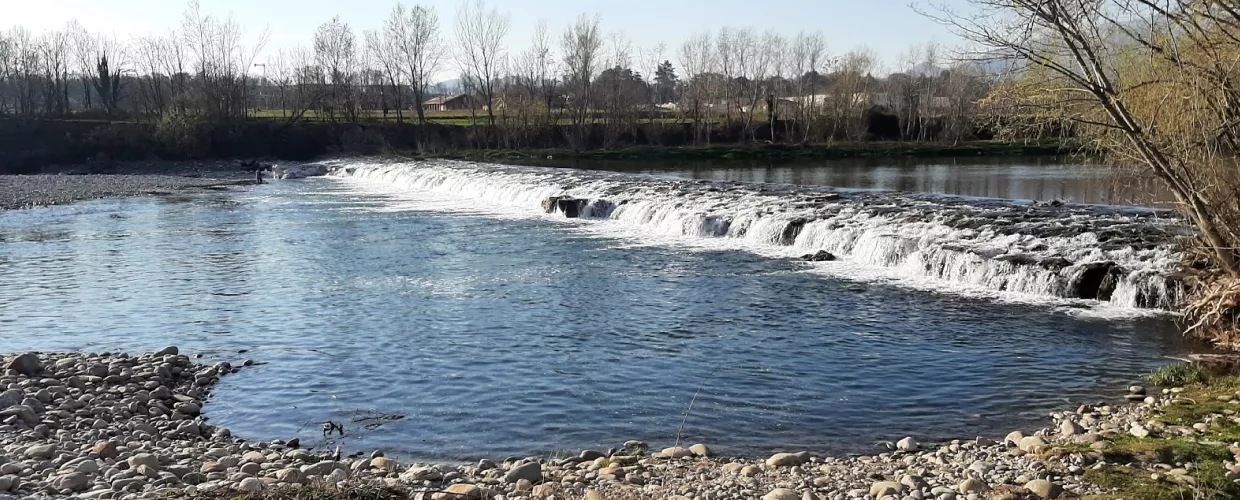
xmin=1069 ymin=261 xmax=1126 ymax=300
xmin=801 ymin=250 xmax=837 ymax=262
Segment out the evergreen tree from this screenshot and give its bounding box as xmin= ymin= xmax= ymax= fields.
xmin=653 ymin=60 xmax=679 ymax=103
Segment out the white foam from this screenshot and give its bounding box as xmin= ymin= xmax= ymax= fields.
xmin=322 ymin=159 xmax=1185 ymax=317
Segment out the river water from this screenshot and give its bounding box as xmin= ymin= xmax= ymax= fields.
xmin=0 ymin=158 xmax=1192 ymax=461
xmin=533 ymin=156 xmax=1175 ymax=208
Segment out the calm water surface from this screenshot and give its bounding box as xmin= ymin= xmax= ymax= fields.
xmin=0 ymin=175 xmax=1186 ymax=460
xmin=538 ymin=157 xmax=1175 ymax=207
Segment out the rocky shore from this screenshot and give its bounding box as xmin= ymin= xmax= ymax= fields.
xmin=2 ymin=350 xmax=1238 ymax=500
xmin=0 ymin=161 xmax=262 ymax=210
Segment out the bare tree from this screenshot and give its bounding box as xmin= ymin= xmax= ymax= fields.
xmin=789 ymin=31 xmax=828 ymax=143
xmin=365 ymin=27 xmax=403 ymax=122
xmin=314 ymin=16 xmax=357 ymax=121
xmin=387 ymin=3 xmax=442 ymax=124
xmin=678 ymin=32 xmax=715 ymax=144
xmin=928 ymin=0 xmax=1240 ymax=345
xmin=561 ymin=13 xmax=603 ymax=149
xmin=455 ymin=0 xmax=509 ymax=132
xmin=182 ymin=0 xmax=268 ymax=120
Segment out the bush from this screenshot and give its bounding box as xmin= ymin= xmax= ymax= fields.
xmin=154 ymin=113 xmax=211 ymax=159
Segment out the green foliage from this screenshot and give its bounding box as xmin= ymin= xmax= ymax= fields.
xmin=1145 ymin=363 xmax=1208 ymax=387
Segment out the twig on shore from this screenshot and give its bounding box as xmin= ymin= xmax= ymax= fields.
xmin=674 ymin=366 xmax=721 ymax=449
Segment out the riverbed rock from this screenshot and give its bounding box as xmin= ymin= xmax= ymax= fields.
xmin=155 ymin=346 xmax=179 ymax=356
xmin=763 ymin=488 xmax=801 ymax=500
xmin=870 ymin=481 xmax=904 ymax=497
xmin=92 ymin=440 xmax=119 ymax=459
xmin=1060 ymin=419 xmax=1084 ymax=436
xmin=689 ymin=443 xmax=713 ymax=457
xmin=237 ymin=477 xmax=264 ymax=492
xmin=1 ymin=406 xmax=38 ymax=426
xmin=128 ymin=453 xmax=160 ymax=470
xmin=24 ymin=444 xmax=55 ymax=459
xmin=662 ymin=447 xmax=694 ymax=459
xmin=434 ymin=483 xmax=487 ymax=500
xmin=51 ymin=472 xmax=88 ymax=492
xmin=504 ymin=462 xmax=541 ymax=483
xmin=1025 ymin=479 xmax=1062 ymax=499
xmin=1004 ymin=431 xmax=1024 ymax=446
xmin=1017 ymin=436 xmax=1047 ymax=453
xmin=767 ymin=452 xmax=809 ymax=467
xmin=896 ymin=437 xmax=919 ymax=451
xmin=958 ymin=478 xmax=988 ymax=494
xmin=802 ymin=250 xmax=837 ymax=262
xmin=4 ymin=353 xmax=42 ymax=377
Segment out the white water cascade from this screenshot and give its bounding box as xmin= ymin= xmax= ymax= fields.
xmin=326 ymin=159 xmax=1187 ymax=311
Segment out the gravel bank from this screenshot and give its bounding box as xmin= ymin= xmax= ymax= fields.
xmin=0 ymin=174 xmax=253 ymax=210
xmin=1 ymin=350 xmax=1235 ymax=500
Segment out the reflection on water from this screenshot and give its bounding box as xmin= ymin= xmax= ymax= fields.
xmin=0 ymin=178 xmax=1192 ymax=461
xmin=532 ymin=156 xmax=1174 ymax=207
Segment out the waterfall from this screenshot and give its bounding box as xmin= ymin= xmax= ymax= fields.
xmin=327 ymin=159 xmax=1186 ymax=311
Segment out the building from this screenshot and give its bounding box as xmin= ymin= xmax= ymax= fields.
xmin=422 ymin=95 xmax=475 ymax=112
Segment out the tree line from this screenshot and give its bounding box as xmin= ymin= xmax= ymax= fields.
xmin=0 ymin=0 xmax=1040 ymax=149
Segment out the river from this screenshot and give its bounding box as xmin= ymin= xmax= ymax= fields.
xmin=0 ymin=157 xmax=1192 ymax=461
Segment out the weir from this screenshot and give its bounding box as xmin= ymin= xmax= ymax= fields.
xmin=327 ymin=159 xmax=1187 ymax=311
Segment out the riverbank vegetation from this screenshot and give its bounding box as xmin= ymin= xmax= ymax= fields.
xmin=934 ymin=0 xmax=1240 ymax=350
xmin=1072 ymin=363 xmax=1240 ymax=500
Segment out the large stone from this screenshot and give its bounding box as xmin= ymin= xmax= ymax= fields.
xmin=661 ymin=447 xmax=694 ymax=458
xmin=241 ymin=451 xmax=266 ymax=463
xmin=237 ymin=477 xmax=264 ymax=492
xmin=0 ymin=475 xmax=13 ymax=492
xmin=275 ymin=468 xmax=303 ymax=483
xmin=155 ymin=346 xmax=179 ymax=356
xmin=128 ymin=453 xmax=159 ymax=470
xmin=504 ymin=462 xmax=541 ymax=484
xmin=896 ymin=437 xmax=919 ymax=451
xmin=766 ymin=452 xmax=809 ymax=467
xmin=401 ymin=465 xmax=442 ymax=481
xmin=1004 ymin=431 xmax=1024 ymax=446
xmin=579 ymin=450 xmax=606 ymax=461
xmin=1017 ymin=436 xmax=1047 ymax=453
xmin=370 ymin=457 xmax=396 ymax=472
xmin=51 ymin=472 xmax=88 ymax=492
xmin=958 ymin=478 xmax=988 ymax=494
xmin=4 ymin=353 xmax=42 ymax=377
xmin=434 ymin=483 xmax=486 ymax=500
xmin=0 ymin=390 xmax=21 ymax=409
xmin=92 ymin=441 xmax=118 ymax=460
xmin=763 ymin=488 xmax=801 ymax=500
xmin=1059 ymin=419 xmax=1084 ymax=437
xmin=24 ymin=444 xmax=55 ymax=459
xmin=689 ymin=444 xmax=713 ymax=457
xmin=1025 ymin=479 xmax=1062 ymax=499
xmin=0 ymin=406 xmax=38 ymax=427
xmin=870 ymin=481 xmax=904 ymax=498
xmin=802 ymin=250 xmax=837 ymax=262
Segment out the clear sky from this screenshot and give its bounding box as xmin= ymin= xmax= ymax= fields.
xmin=5 ymin=0 xmax=972 ymax=79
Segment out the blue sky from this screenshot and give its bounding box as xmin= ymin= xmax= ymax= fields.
xmin=7 ymin=0 xmax=973 ymax=78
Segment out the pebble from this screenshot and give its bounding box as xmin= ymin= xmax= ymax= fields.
xmin=764 ymin=488 xmax=801 ymax=500
xmin=1025 ymin=479 xmax=1062 ymax=499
